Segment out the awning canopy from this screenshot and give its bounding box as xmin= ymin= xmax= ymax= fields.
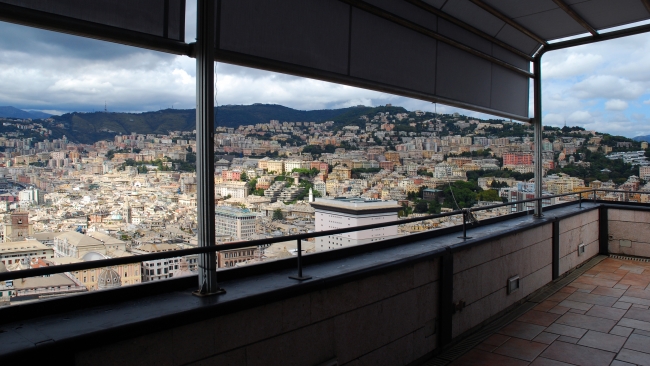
xmin=1 ymin=0 xmax=650 ymax=121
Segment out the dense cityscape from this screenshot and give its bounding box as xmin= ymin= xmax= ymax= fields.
xmin=1 ymin=105 xmax=649 ymax=304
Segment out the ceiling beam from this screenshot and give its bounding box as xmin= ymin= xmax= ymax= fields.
xmin=469 ymin=0 xmax=547 ymax=46
xmin=552 ymin=0 xmax=598 ymax=36
xmin=341 ymin=0 xmax=533 ymax=78
xmin=546 ymin=22 xmax=650 ymax=51
xmin=404 ymin=0 xmax=533 ymax=61
xmin=642 ymin=0 xmax=650 ymax=14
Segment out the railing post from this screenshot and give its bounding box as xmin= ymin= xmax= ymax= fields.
xmin=457 ymin=209 xmax=472 ymax=240
xmin=579 ymin=193 xmax=582 ymax=209
xmin=289 ymin=238 xmax=312 ymax=281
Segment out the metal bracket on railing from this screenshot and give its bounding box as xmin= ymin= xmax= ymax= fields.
xmin=457 ymin=209 xmax=472 ymax=240
xmin=289 ymin=239 xmax=312 ymax=281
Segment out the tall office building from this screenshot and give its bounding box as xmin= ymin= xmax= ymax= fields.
xmin=312 ymin=197 xmax=401 ymax=252
xmin=215 ymin=206 xmax=258 ymax=240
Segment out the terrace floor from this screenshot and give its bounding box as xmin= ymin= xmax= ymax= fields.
xmin=449 ymin=257 xmax=650 ymax=366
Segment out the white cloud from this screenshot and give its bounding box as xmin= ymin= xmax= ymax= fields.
xmin=572 ymin=75 xmax=645 ymax=100
xmin=542 ymin=53 xmax=603 ymax=79
xmin=1 ymin=11 xmax=650 ymax=137
xmin=567 ymin=110 xmax=592 ymax=123
xmin=605 ymin=99 xmax=629 ymax=111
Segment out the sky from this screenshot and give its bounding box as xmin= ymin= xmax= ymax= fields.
xmin=1 ymin=3 xmax=650 ymax=138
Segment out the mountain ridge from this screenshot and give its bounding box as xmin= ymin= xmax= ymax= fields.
xmin=0 ymin=106 xmax=51 ymax=120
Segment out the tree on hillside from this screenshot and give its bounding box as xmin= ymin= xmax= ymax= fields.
xmin=272 ymin=209 xmax=284 ymax=221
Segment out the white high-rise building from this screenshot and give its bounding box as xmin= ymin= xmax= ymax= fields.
xmin=312 ymin=197 xmax=401 ymax=252
xmin=215 ymin=206 xmax=258 ymax=240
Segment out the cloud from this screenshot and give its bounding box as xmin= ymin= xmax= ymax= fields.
xmin=1 ymin=9 xmax=650 ymax=138
xmin=567 ymin=110 xmax=593 ymax=123
xmin=572 ymin=75 xmax=645 ymax=100
xmin=542 ymin=53 xmax=603 ymax=79
xmin=605 ymin=99 xmax=629 ymax=111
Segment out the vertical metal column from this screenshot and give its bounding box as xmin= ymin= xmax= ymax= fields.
xmin=439 ymin=250 xmax=454 ymax=347
xmin=194 ymin=0 xmax=223 ymax=296
xmin=552 ymin=220 xmax=560 ymax=280
xmin=533 ymin=52 xmax=545 ymax=218
xmin=599 ymin=207 xmax=609 ymax=255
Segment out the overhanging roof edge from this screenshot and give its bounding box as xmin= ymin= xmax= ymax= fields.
xmin=215 ymin=48 xmax=533 ymax=123
xmin=0 ymin=2 xmax=191 ymax=56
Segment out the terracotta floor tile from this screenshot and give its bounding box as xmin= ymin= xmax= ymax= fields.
xmin=619 ymin=295 xmax=650 ymax=306
xmin=532 ymin=332 xmax=560 ymax=345
xmin=556 ymin=335 xmax=579 ymax=343
xmin=558 ymin=287 xmax=577 ymax=294
xmin=614 ymin=269 xmax=630 ymax=275
xmin=493 ymin=338 xmax=549 ymax=362
xmin=575 ymin=289 xmax=592 ymax=294
xmin=614 ymin=284 xmax=631 ymax=290
xmin=615 ymin=348 xmax=650 ymax=366
xmin=548 ymin=305 xmax=570 ymax=315
xmin=565 ymin=292 xmax=619 ymax=307
xmin=613 ymin=301 xmax=632 ymax=310
xmin=620 ymin=264 xmax=646 ymax=273
xmin=610 ymin=325 xmax=633 ymax=337
xmin=558 ymin=300 xmax=593 ymax=311
xmin=540 ymin=341 xmax=616 ymax=366
xmin=611 ymin=360 xmax=638 ymax=366
xmin=623 ymin=333 xmax=650 ymax=354
xmin=474 ymin=342 xmax=497 ymax=352
xmin=624 ymin=308 xmax=650 ymax=322
xmin=545 ymin=323 xmax=588 ymax=338
xmin=573 ymin=276 xmax=618 ymax=288
xmin=556 ymin=313 xmax=617 ymax=332
xmin=595 ymin=272 xmax=625 ymax=281
xmin=619 ymin=278 xmax=650 ymax=287
xmin=529 ymin=357 xmax=576 ymax=366
xmin=585 ymin=305 xmax=627 ymax=321
xmin=617 ymin=318 xmax=650 ymax=332
xmin=625 ymin=288 xmax=650 ymax=300
xmin=482 ymin=333 xmax=510 ymax=347
xmin=567 ymin=283 xmax=597 ymax=291
xmin=577 ymin=330 xmax=626 ymax=352
xmin=568 ymin=309 xmax=587 ymax=314
xmin=591 ymin=286 xmax=626 ymax=298
xmin=546 ymin=292 xmax=571 ymax=302
xmin=497 ymin=321 xmax=546 ymax=340
xmin=591 ymin=264 xmax=622 ymax=272
xmin=634 ymin=328 xmax=650 ymax=337
xmin=449 ymin=349 xmax=529 ymax=366
xmin=517 ymin=310 xmax=561 ymax=327
xmin=534 ymin=300 xmax=560 ymax=312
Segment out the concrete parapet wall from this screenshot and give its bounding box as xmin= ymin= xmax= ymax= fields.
xmin=559 ymin=210 xmax=599 ymax=275
xmin=72 ymin=209 xmax=614 ymax=366
xmin=452 ymin=223 xmax=553 ymax=338
xmin=608 ymin=208 xmax=650 ymax=257
xmin=76 ymin=259 xmax=440 ymax=366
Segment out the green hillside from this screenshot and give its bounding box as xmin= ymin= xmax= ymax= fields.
xmin=46 ymin=104 xmax=403 ymax=144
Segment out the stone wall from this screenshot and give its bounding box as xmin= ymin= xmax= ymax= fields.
xmin=452 ymin=223 xmax=553 ymax=338
xmin=76 ymin=259 xmax=440 ymax=366
xmin=558 ymin=210 xmax=600 ymax=275
xmin=608 ymin=209 xmax=650 ymax=257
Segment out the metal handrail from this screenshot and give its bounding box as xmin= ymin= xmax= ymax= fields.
xmin=0 ymin=188 xmax=647 ymax=283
